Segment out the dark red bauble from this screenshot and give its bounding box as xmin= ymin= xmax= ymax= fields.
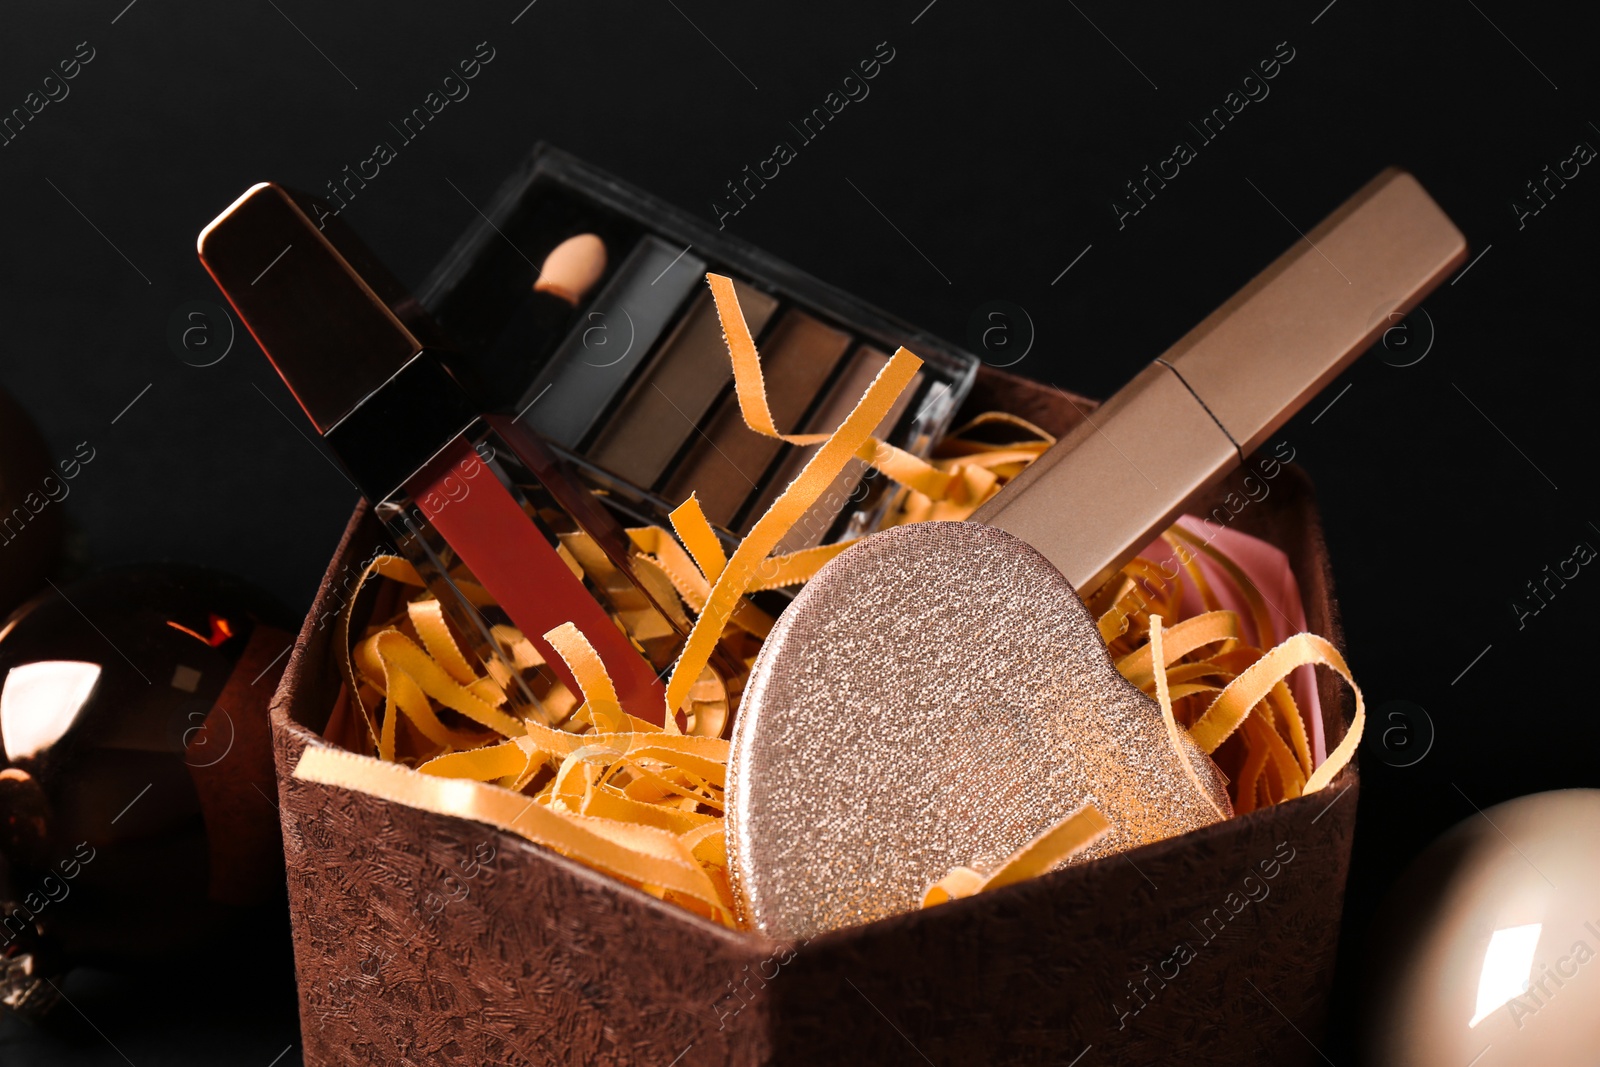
xmin=0 ymin=565 xmax=294 ymax=1014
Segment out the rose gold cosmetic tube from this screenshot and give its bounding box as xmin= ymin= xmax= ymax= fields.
xmin=972 ymin=167 xmax=1466 ymax=594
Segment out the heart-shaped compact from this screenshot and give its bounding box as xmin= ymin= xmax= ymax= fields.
xmin=726 ymin=520 xmax=1232 ymax=937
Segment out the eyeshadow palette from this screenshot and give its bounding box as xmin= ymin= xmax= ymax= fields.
xmin=415 ymin=146 xmax=979 ymax=552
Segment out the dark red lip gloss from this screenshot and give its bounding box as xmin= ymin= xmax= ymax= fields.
xmin=197 ymin=183 xmax=672 ymax=724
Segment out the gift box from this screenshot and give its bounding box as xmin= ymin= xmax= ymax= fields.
xmin=242 ymin=143 xmax=1369 ymax=1065
xmin=268 ymin=358 xmax=1357 ymax=1066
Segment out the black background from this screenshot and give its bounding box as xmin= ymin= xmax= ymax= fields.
xmin=1 ymin=0 xmax=1595 ymax=1063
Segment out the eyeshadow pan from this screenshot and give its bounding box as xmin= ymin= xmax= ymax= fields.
xmin=585 ymin=280 xmax=778 ymax=488
xmin=661 ymin=310 xmax=853 ymax=526
xmin=517 ymin=237 xmax=706 ymax=448
xmin=744 ymin=346 xmax=921 ymax=552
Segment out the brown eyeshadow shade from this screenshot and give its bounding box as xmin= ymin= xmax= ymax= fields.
xmin=661 ymin=311 xmax=853 ymax=526
xmin=584 ymin=280 xmax=778 ymax=488
xmin=743 ymin=347 xmax=920 ymax=553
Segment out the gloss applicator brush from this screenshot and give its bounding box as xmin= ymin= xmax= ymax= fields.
xmin=198 ymin=184 xmax=677 ymax=725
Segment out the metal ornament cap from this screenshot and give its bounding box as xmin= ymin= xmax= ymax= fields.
xmin=726 ymin=521 xmax=1233 ymax=939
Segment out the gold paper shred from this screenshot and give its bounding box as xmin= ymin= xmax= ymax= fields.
xmin=1192 ymin=632 xmax=1352 ymax=756
xmin=1117 ymin=610 xmax=1242 ymax=690
xmin=981 ymin=801 xmax=1113 ymax=894
xmin=1268 ymin=679 xmax=1315 ymax=778
xmin=1150 ymin=616 xmax=1232 ymax=823
xmin=710 ymin=271 xmax=961 ymax=500
xmin=922 ymin=866 xmax=989 ymax=907
xmin=668 ymin=494 xmax=728 ymax=583
xmin=1245 ymin=712 xmax=1307 ymax=800
xmin=661 ymin=345 xmax=922 ymax=719
xmin=304 ymin=270 xmax=1364 ymax=929
xmin=626 ymin=528 xmax=777 ymax=638
xmin=744 ymin=541 xmax=856 ymax=592
xmin=295 ymin=747 xmax=730 ymax=916
xmin=923 ymin=801 xmax=1111 ymax=907
xmin=417 ymin=739 xmax=529 ymax=781
xmin=374 ymin=556 xmax=424 ymax=585
xmin=542 ymin=621 xmax=626 ymax=734
xmin=359 ymin=629 xmax=525 ymax=740
xmin=584 ymin=787 xmax=717 ymax=834
xmin=863 ymin=438 xmax=957 ymax=499
xmin=1096 ymin=579 xmax=1140 ymax=644
xmin=683 ymin=822 xmax=727 ymax=867
xmin=407 ymin=599 xmax=479 ymax=686
xmin=1162 ymin=529 xmax=1223 ymax=615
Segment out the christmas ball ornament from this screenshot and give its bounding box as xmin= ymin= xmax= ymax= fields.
xmin=1364 ymin=789 xmax=1600 ymax=1066
xmin=0 ymin=565 xmax=293 ymax=1015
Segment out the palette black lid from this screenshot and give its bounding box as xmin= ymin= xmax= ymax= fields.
xmin=409 ymin=145 xmax=985 ymax=554
xmin=414 ymin=145 xmax=982 ymax=400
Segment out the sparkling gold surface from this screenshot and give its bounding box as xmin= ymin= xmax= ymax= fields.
xmin=726 ymin=521 xmax=1232 ymax=939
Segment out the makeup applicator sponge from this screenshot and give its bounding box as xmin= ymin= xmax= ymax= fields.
xmin=534 ymin=233 xmax=607 ymax=305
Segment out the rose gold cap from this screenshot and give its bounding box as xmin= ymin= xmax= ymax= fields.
xmin=198 ymin=182 xmax=422 ymax=434
xmin=1164 ymin=167 xmax=1467 ymax=455
xmin=974 ymin=168 xmax=1466 ymax=593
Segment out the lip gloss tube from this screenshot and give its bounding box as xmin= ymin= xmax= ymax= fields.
xmin=198 ymin=183 xmax=679 ymax=725
xmin=972 ymin=167 xmax=1468 ymax=594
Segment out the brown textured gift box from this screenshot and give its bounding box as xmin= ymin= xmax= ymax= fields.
xmin=269 ymin=364 xmax=1358 ymax=1066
